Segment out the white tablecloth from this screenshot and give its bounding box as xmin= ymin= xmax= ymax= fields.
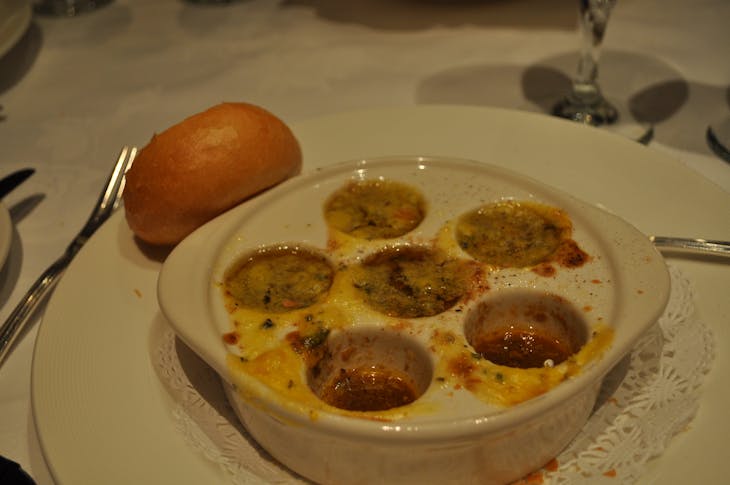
xmin=0 ymin=0 xmax=728 ymax=483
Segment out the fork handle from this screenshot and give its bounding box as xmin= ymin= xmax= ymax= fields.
xmin=0 ymin=250 xmax=73 ymax=366
xmin=650 ymin=236 xmax=730 ymax=257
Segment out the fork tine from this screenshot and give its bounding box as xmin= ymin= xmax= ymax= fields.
xmin=98 ymin=146 xmax=130 ymax=213
xmin=113 ymin=146 xmax=137 ymax=211
xmin=82 ymin=146 xmax=137 ymax=234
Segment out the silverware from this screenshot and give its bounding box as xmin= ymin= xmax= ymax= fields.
xmin=0 ymin=147 xmax=137 ymax=367
xmin=650 ymin=236 xmax=730 ymax=258
xmin=0 ymin=169 xmax=35 ymax=199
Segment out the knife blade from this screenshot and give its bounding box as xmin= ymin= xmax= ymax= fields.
xmin=0 ymin=169 xmax=35 ymax=199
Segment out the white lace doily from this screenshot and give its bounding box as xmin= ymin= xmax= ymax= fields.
xmin=151 ymin=265 xmax=714 ymax=484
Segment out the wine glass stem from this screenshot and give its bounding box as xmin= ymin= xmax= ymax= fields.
xmin=553 ymin=0 xmax=619 ymax=126
xmin=572 ymin=0 xmax=615 ymax=104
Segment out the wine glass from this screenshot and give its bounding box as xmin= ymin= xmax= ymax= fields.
xmin=33 ymin=0 xmax=112 ymax=17
xmin=552 ymin=0 xmax=653 ymax=143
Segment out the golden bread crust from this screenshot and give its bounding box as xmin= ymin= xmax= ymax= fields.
xmin=123 ymin=102 xmax=302 ymax=245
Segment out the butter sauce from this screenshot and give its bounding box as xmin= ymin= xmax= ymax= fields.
xmin=220 ymin=178 xmax=613 ymax=418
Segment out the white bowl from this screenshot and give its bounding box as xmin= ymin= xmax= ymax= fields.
xmin=158 ymin=156 xmax=670 ymax=484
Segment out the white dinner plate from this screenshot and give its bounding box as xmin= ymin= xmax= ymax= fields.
xmin=0 ymin=202 xmax=11 ymax=270
xmin=31 ymin=105 xmax=730 ymax=485
xmin=0 ymin=0 xmax=31 ymax=58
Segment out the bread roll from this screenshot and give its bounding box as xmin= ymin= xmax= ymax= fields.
xmin=123 ymin=102 xmax=302 ymax=245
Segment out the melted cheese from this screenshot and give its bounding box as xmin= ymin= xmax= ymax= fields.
xmin=220 ymin=181 xmax=614 ymax=421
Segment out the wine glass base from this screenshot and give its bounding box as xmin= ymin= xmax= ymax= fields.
xmin=706 ymin=120 xmax=730 ymax=163
xmin=522 ymin=94 xmax=654 ymax=145
xmin=552 ymin=96 xmax=618 ymax=126
xmin=551 ymin=95 xmax=653 ymax=144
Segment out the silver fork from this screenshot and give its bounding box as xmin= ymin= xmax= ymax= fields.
xmin=650 ymin=236 xmax=730 ymax=258
xmin=0 ymin=146 xmax=137 ymax=367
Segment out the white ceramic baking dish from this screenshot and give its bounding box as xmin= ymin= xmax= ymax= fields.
xmin=158 ymin=156 xmax=670 ymax=484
